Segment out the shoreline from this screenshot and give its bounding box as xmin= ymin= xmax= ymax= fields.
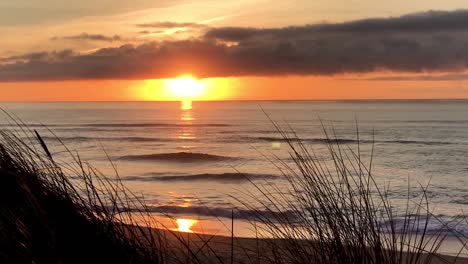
xmin=136 ymin=226 xmax=468 ymax=264
xmin=129 ymin=215 xmax=468 ymax=262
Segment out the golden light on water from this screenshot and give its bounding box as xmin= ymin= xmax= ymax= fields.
xmin=176 ymin=219 xmax=198 ymax=233
xmin=178 ymin=100 xmax=195 ymax=140
xmin=181 ymin=100 xmax=193 ymax=110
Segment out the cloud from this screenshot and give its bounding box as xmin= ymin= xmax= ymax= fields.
xmin=138 ymin=30 xmax=165 ymax=35
xmin=51 ymin=33 xmax=122 ymax=42
xmin=205 ymin=10 xmax=468 ymax=41
xmin=356 ymin=73 xmax=468 ymax=81
xmin=136 ymin=21 xmax=206 ymax=29
xmin=0 ymin=50 xmax=76 ymax=64
xmin=0 ymin=41 xmax=228 ymax=81
xmin=3 ymin=10 xmax=468 ymax=81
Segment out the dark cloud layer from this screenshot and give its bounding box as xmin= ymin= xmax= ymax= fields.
xmin=0 ymin=50 xmax=76 ymax=64
xmin=360 ymin=73 xmax=468 ymax=81
xmin=3 ymin=10 xmax=468 ymax=81
xmin=205 ymin=10 xmax=468 ymax=41
xmin=51 ymin=33 xmax=122 ymax=42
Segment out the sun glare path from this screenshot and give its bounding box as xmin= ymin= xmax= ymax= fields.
xmin=181 ymin=100 xmax=192 ymax=110
xmin=176 ymin=219 xmax=198 ymax=233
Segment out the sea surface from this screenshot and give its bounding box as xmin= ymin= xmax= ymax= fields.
xmin=1 ymin=100 xmax=468 ymax=236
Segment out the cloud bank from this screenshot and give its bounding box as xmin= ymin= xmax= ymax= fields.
xmin=2 ymin=10 xmax=468 ymax=81
xmin=51 ymin=33 xmax=123 ymax=42
xmin=205 ymin=10 xmax=468 ymax=41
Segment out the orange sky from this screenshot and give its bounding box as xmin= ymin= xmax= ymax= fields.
xmin=1 ymin=75 xmax=467 ymax=101
xmin=2 ymin=1 xmax=468 ymax=101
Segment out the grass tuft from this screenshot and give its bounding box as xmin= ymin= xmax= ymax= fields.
xmin=235 ymin=120 xmax=461 ymax=264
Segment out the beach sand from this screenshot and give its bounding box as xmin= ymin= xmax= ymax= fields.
xmin=130 ymin=225 xmax=468 ymax=264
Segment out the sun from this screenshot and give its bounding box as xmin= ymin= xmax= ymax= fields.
xmin=138 ymin=76 xmax=232 ymax=101
xmin=165 ymin=75 xmax=205 ymax=100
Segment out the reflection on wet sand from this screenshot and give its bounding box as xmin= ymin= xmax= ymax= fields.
xmin=176 ymin=218 xmax=198 ymax=233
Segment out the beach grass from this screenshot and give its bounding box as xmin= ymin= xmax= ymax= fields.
xmin=234 ymin=120 xmax=465 ymax=263
xmin=0 ymin=123 xmax=167 ymax=263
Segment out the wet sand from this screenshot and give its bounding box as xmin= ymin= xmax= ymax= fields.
xmin=132 ymin=226 xmax=468 ymax=264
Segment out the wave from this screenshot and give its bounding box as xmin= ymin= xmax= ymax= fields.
xmin=25 ymin=134 xmax=457 ymax=147
xmin=38 ymin=136 xmax=164 ymax=143
xmin=2 ymin=123 xmax=231 ymax=128
xmin=82 ymin=123 xmax=231 ymax=128
xmin=39 ymin=136 xmax=91 ymax=143
xmin=402 ymin=120 xmax=468 ymax=124
xmin=227 ymin=136 xmax=354 ymax=144
xmin=388 ymin=139 xmax=454 ymax=145
xmin=149 ymin=206 xmax=468 ymax=236
xmin=121 ymin=172 xmax=278 ymax=182
xmin=117 ymin=204 xmax=468 ymax=235
xmin=31 ymin=134 xmax=457 ymax=146
xmin=54 ymin=127 xmax=134 ymax=132
xmin=118 ymin=152 xmax=238 ymax=162
xmin=259 ymin=137 xmax=357 ymax=144
xmin=124 ymin=205 xmax=298 ymax=222
xmin=238 ymin=136 xmax=455 ymax=146
xmin=379 ymin=214 xmax=468 ymax=236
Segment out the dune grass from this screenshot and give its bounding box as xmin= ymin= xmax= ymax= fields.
xmin=0 ymin=116 xmax=466 ymax=263
xmin=235 ymin=120 xmax=464 ymax=264
xmin=0 ymin=122 xmax=169 ymax=263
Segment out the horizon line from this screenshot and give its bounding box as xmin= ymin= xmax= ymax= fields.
xmin=1 ymin=98 xmax=468 ymax=103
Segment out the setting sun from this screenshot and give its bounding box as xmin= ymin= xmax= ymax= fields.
xmin=165 ymin=76 xmax=205 ymax=100
xmin=138 ymin=77 xmax=234 ymax=101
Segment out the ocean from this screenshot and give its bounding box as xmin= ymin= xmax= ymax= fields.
xmin=1 ymin=100 xmax=468 ymax=236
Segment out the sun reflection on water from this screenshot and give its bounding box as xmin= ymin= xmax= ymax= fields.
xmin=181 ymin=100 xmax=192 ymax=110
xmin=180 ymin=114 xmax=194 ymax=121
xmin=176 ymin=219 xmax=198 ymax=233
xmin=177 ymin=100 xmax=195 ymax=142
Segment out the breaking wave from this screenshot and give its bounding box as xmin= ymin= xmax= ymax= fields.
xmin=37 ymin=136 xmax=164 ymax=143
xmin=121 ymin=172 xmax=279 ymax=182
xmin=1 ymin=122 xmax=231 ymax=128
xmin=238 ymin=136 xmax=455 ymax=145
xmin=118 ymin=152 xmax=238 ymax=162
xmin=124 ymin=205 xmax=298 ymax=222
